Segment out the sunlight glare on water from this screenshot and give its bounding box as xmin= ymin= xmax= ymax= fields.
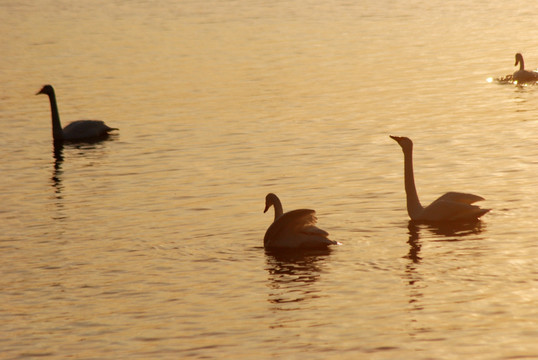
xmin=2 ymin=0 xmax=538 ymax=358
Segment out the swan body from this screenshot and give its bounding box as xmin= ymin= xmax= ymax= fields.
xmin=263 ymin=193 xmax=336 ymax=249
xmin=37 ymin=85 xmax=117 ymax=141
xmin=390 ymin=136 xmax=490 ymax=222
xmin=513 ymin=53 xmax=538 ymax=84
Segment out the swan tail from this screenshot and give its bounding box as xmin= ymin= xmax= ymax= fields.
xmin=451 ymin=207 xmax=490 ymax=221
xmin=297 ymin=236 xmax=337 ymax=249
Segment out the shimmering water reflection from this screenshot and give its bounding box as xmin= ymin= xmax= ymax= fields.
xmin=2 ymin=0 xmax=538 ymax=358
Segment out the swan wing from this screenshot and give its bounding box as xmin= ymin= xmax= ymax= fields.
xmin=422 ymin=199 xmax=489 ymax=221
xmin=264 ymin=209 xmax=333 ymax=248
xmin=264 ymin=209 xmax=318 ymax=244
xmin=432 ymin=192 xmax=485 ymax=205
xmin=301 ymin=225 xmax=329 ymax=237
xmin=63 ymin=120 xmax=117 ymax=140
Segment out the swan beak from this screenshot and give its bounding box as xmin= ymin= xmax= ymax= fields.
xmin=36 ymin=89 xmax=44 ymax=95
xmin=263 ymin=203 xmax=270 ymax=213
xmin=389 ymin=135 xmax=400 ymax=141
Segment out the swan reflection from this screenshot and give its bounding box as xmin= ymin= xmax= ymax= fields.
xmin=265 ymin=249 xmax=331 ymax=310
xmin=404 ymin=220 xmax=485 ymax=301
xmin=52 ymin=142 xmax=65 ymax=196
xmin=410 ymin=219 xmax=484 ymax=240
xmin=404 ymin=219 xmax=485 ymax=339
xmin=405 ymin=220 xmax=485 ymax=265
xmin=405 ymin=222 xmax=422 ymax=264
xmin=50 ymin=138 xmax=116 ymax=205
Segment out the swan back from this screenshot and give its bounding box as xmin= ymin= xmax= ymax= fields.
xmin=432 ymin=192 xmax=484 ymax=205
xmin=513 ymin=70 xmax=538 ymax=84
xmin=421 ymin=192 xmax=490 ymax=221
xmin=62 ymin=120 xmax=117 ymax=140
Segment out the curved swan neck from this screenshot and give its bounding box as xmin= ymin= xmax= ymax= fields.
xmin=401 ymin=145 xmax=424 ymax=219
xmin=46 ymin=89 xmax=64 ymax=141
xmin=272 ymin=197 xmax=284 ymax=221
xmin=516 ymin=54 xmax=525 ymax=71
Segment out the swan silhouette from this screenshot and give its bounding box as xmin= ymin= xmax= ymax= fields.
xmin=263 ymin=193 xmax=337 ymax=249
xmin=390 ymin=136 xmax=490 ymax=222
xmin=36 ymin=85 xmax=118 ymax=141
xmin=513 ymin=53 xmax=538 ymax=84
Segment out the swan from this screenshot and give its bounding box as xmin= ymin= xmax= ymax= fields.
xmin=513 ymin=53 xmax=538 ymax=84
xmin=36 ymin=85 xmax=118 ymax=141
xmin=390 ymin=136 xmax=490 ymax=222
xmin=263 ymin=193 xmax=337 ymax=249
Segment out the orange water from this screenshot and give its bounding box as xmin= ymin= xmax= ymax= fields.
xmin=2 ymin=0 xmax=538 ymax=358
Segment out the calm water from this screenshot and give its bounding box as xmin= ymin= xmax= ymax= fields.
xmin=2 ymin=0 xmax=538 ymax=358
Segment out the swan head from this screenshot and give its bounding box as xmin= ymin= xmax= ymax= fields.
xmin=515 ymin=53 xmax=524 ymax=67
xmin=36 ymin=84 xmax=54 ymax=96
xmin=390 ymin=135 xmax=413 ymax=151
xmin=264 ymin=193 xmax=279 ymax=213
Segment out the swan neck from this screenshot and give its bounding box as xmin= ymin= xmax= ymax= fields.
xmin=402 ymin=146 xmax=423 ymax=219
xmin=272 ymin=198 xmax=284 ymax=221
xmin=47 ymin=90 xmax=64 ymax=141
xmin=517 ymin=56 xmax=525 ymax=71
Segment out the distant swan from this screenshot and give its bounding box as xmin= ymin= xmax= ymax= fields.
xmin=390 ymin=136 xmax=490 ymax=221
xmin=513 ymin=53 xmax=538 ymax=84
xmin=263 ymin=193 xmax=337 ymax=249
xmin=37 ymin=85 xmax=118 ymax=141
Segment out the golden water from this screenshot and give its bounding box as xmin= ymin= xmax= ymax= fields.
xmin=2 ymin=0 xmax=538 ymax=358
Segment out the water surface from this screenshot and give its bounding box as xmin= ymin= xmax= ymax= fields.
xmin=2 ymin=0 xmax=538 ymax=358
